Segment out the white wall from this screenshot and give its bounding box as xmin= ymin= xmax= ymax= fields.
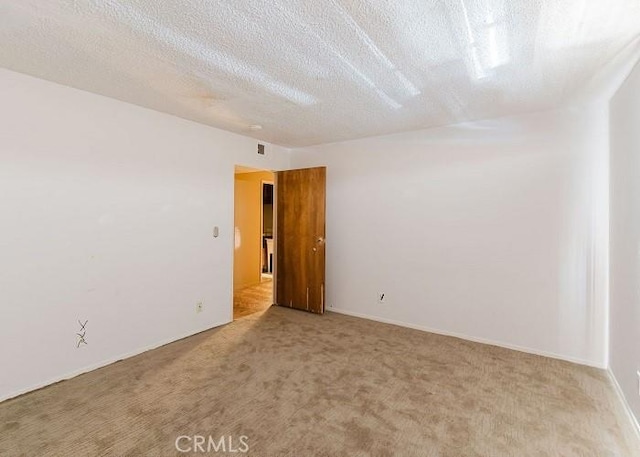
xmin=0 ymin=65 xmax=616 ymax=403
xmin=610 ymin=59 xmax=640 ymax=424
xmin=291 ymin=107 xmax=610 ymax=367
xmin=0 ymin=68 xmax=290 ymax=401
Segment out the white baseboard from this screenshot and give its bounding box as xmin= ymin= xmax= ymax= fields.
xmin=0 ymin=320 xmax=230 ymax=404
xmin=327 ymin=307 xmax=604 ymax=369
xmin=608 ymin=369 xmax=640 ymax=441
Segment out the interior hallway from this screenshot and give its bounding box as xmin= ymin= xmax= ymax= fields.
xmin=233 ymin=279 xmax=273 ymax=320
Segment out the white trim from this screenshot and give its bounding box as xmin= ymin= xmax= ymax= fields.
xmin=0 ymin=320 xmax=230 ymax=404
xmin=608 ymin=368 xmax=640 ymax=441
xmin=327 ymin=307 xmax=604 ymax=368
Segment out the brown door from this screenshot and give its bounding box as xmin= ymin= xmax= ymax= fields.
xmin=275 ymin=167 xmax=326 ymax=314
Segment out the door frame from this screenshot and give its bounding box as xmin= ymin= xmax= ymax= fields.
xmin=232 ymin=166 xmax=326 ymax=316
xmin=231 ymin=166 xmax=276 ymax=319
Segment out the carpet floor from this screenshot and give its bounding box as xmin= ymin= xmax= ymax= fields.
xmin=0 ymin=307 xmax=638 ymax=456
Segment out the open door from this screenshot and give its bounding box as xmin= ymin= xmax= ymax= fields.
xmin=275 ymin=167 xmax=326 ymax=314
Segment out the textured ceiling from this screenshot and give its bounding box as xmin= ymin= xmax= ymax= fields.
xmin=1 ymin=0 xmax=639 ymax=147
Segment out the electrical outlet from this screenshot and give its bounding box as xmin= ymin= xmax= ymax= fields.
xmin=196 ymin=301 xmax=204 ymax=313
xmin=377 ymin=292 xmax=386 ymax=304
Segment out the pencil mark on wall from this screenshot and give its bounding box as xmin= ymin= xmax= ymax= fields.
xmin=76 ymin=320 xmax=88 ymax=348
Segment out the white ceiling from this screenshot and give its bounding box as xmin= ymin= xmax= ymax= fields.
xmin=1 ymin=0 xmax=639 ymax=147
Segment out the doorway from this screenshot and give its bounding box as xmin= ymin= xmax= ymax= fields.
xmin=233 ymin=165 xmax=327 ymax=319
xmin=233 ymin=166 xmax=274 ymax=319
xmin=261 ymin=181 xmax=274 ymax=280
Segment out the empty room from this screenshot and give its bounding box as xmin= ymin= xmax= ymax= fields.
xmin=1 ymin=0 xmax=640 ymax=456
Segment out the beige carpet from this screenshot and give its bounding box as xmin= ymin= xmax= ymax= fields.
xmin=0 ymin=307 xmax=638 ymax=456
xmin=233 ymin=279 xmax=273 ymax=320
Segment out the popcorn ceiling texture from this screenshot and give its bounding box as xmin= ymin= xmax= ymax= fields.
xmin=0 ymin=0 xmax=639 ymax=147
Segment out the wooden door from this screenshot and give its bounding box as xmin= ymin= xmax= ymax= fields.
xmin=275 ymin=167 xmax=326 ymax=314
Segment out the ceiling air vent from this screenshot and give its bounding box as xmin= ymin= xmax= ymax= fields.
xmin=257 ymin=143 xmax=265 ymax=155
